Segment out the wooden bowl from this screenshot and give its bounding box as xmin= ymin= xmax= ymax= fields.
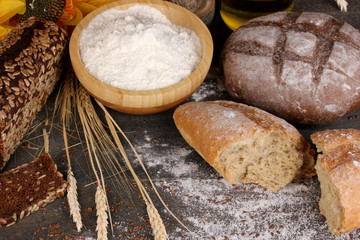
xmin=166 ymin=0 xmax=216 ymax=27
xmin=69 ymin=0 xmax=213 ymax=114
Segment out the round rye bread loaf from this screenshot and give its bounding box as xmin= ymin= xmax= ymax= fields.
xmin=221 ymin=12 xmax=360 ymax=126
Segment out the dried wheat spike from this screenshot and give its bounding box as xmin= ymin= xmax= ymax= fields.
xmin=78 ymin=85 xmax=94 ymax=116
xmin=335 ymin=0 xmax=348 ymax=11
xmin=146 ymin=203 xmax=168 ymax=240
xmin=67 ymin=170 xmax=83 ymax=232
xmin=95 ymin=185 xmax=108 ymax=240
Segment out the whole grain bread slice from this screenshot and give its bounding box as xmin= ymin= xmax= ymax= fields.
xmin=0 ymin=153 xmax=67 ymax=227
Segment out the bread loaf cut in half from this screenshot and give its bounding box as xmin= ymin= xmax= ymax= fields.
xmin=173 ymin=101 xmax=315 ymax=192
xmin=221 ymin=12 xmax=360 ymax=126
xmin=0 ymin=153 xmax=67 ymax=227
xmin=0 ymin=19 xmax=68 ymax=170
xmin=311 ymin=129 xmax=360 ymax=235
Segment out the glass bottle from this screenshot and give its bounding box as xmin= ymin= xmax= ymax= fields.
xmin=220 ymin=0 xmax=294 ymax=30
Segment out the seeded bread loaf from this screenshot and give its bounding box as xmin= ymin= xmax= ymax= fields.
xmin=0 ymin=153 xmax=67 ymax=227
xmin=311 ymin=129 xmax=360 ymax=235
xmin=221 ymin=12 xmax=360 ymax=126
xmin=173 ymin=101 xmax=315 ymax=192
xmin=0 ymin=19 xmax=68 ymax=169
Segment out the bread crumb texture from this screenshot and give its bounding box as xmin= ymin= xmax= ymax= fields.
xmin=0 ymin=153 xmax=67 ymax=227
xmin=174 ymin=101 xmax=315 ymax=192
xmin=311 ymin=129 xmax=360 ymax=235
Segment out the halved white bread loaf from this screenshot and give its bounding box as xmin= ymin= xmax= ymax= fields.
xmin=311 ymin=129 xmax=360 ymax=235
xmin=173 ymin=101 xmax=315 ymax=192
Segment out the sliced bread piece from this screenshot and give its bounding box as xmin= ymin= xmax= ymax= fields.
xmin=0 ymin=153 xmax=67 ymax=227
xmin=311 ymin=129 xmax=360 ymax=235
xmin=173 ymin=100 xmax=315 ymax=192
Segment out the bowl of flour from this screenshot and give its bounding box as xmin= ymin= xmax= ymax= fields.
xmin=69 ymin=0 xmax=213 ymax=114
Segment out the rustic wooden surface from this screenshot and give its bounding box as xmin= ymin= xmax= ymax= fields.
xmin=1 ymin=0 xmax=360 ymax=239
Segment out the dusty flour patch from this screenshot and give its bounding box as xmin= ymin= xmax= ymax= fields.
xmin=190 ymin=80 xmax=220 ymax=102
xmin=155 ymin=178 xmax=355 ymax=240
xmin=132 ymin=131 xmax=199 ymax=178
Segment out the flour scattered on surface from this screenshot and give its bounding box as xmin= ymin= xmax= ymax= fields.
xmin=132 ymin=131 xmax=199 ymax=177
xmin=154 ymin=178 xmax=352 ymax=239
xmin=191 ymin=81 xmax=219 ymax=101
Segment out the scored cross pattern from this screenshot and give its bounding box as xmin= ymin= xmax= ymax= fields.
xmin=229 ymin=12 xmax=347 ymax=86
xmin=222 ymin=11 xmax=360 ymax=125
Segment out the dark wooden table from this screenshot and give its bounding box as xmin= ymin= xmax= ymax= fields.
xmin=1 ymin=0 xmax=360 ymax=239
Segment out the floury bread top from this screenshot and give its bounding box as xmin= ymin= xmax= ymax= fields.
xmin=221 ymin=11 xmax=360 ymax=126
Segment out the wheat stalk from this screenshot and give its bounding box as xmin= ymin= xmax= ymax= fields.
xmin=54 ymin=67 xmax=83 ymax=232
xmin=76 ymin=84 xmax=114 ymax=238
xmin=67 ymin=170 xmax=83 ymax=232
xmin=42 ymin=128 xmax=49 ymax=153
xmin=102 ymin=111 xmax=169 ymax=239
xmin=62 ymin=75 xmax=180 ymax=238
xmin=95 ymin=185 xmax=108 ymax=240
xmin=97 ymin=101 xmax=190 ymax=234
xmin=146 ymin=202 xmax=168 ymax=240
xmin=335 ymin=0 xmax=348 ymax=12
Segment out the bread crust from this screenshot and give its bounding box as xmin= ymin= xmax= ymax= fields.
xmin=311 ymin=129 xmax=360 ymax=235
xmin=0 ymin=153 xmax=67 ymax=227
xmin=0 ymin=19 xmax=68 ymax=169
xmin=174 ymin=100 xmax=315 ymax=191
xmin=221 ymin=12 xmax=360 ymax=126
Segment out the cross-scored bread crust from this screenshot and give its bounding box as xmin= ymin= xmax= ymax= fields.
xmin=311 ymin=129 xmax=360 ymax=235
xmin=0 ymin=19 xmax=68 ymax=170
xmin=0 ymin=153 xmax=66 ymax=227
xmin=221 ymin=12 xmax=360 ymax=126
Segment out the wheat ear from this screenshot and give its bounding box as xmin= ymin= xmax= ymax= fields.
xmin=55 ymin=67 xmax=83 ymax=231
xmin=335 ymin=0 xmax=348 ymax=11
xmin=96 ymin=185 xmax=108 ymax=240
xmin=146 ymin=202 xmax=168 ymax=240
xmin=97 ymin=100 xmax=190 ymax=232
xmin=67 ymin=170 xmax=83 ymax=232
xmin=100 ymin=107 xmax=169 ymax=240
xmin=77 ymin=84 xmax=112 ymax=239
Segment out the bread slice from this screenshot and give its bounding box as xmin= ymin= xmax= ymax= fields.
xmin=0 ymin=153 xmax=67 ymax=227
xmin=311 ymin=129 xmax=360 ymax=235
xmin=0 ymin=19 xmax=68 ymax=170
xmin=173 ymin=101 xmax=315 ymax=192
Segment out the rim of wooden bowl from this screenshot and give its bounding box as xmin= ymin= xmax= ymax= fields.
xmin=69 ymin=0 xmax=213 ymax=114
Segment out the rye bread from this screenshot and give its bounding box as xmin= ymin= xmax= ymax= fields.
xmin=221 ymin=12 xmax=360 ymax=126
xmin=0 ymin=153 xmax=66 ymax=227
xmin=0 ymin=19 xmax=68 ymax=170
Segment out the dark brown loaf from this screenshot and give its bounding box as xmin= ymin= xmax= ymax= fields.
xmin=311 ymin=129 xmax=360 ymax=235
xmin=0 ymin=153 xmax=67 ymax=227
xmin=221 ymin=12 xmax=360 ymax=126
xmin=173 ymin=100 xmax=315 ymax=192
xmin=0 ymin=19 xmax=68 ymax=169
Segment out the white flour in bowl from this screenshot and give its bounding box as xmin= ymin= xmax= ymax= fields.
xmin=78 ymin=5 xmax=202 ymax=91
